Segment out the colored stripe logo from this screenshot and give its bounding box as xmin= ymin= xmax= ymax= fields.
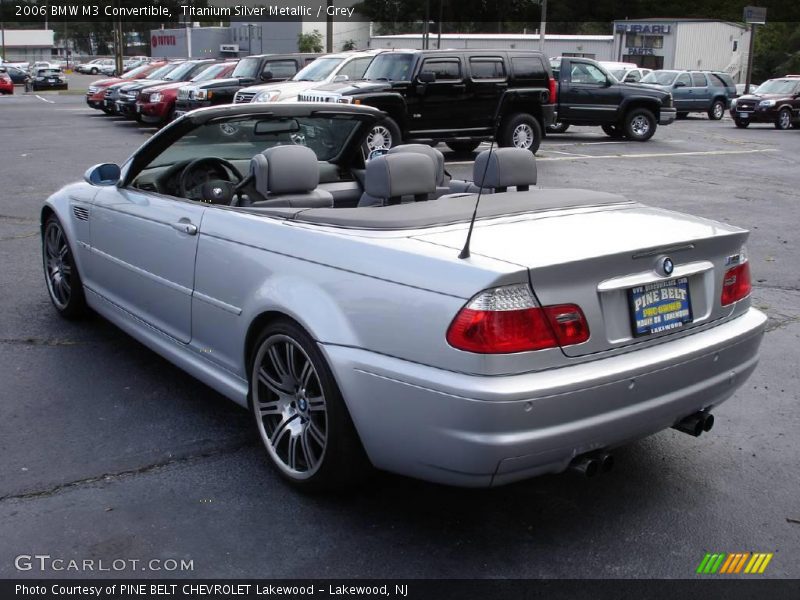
xmin=696 ymin=552 xmax=773 ymax=574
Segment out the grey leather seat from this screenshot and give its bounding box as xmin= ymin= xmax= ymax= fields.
xmin=387 ymin=144 xmax=450 ymax=197
xmin=357 ymin=153 xmax=437 ymax=207
xmin=448 ymin=147 xmax=537 ymax=194
xmin=249 ymin=145 xmax=334 ymax=208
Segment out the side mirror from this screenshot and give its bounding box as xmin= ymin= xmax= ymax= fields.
xmin=418 ymin=71 xmax=436 ymax=84
xmin=332 ymin=74 xmax=350 ymax=83
xmin=260 ymin=70 xmax=274 ymax=81
xmin=674 ymin=81 xmax=686 ymax=88
xmin=84 ymin=163 xmax=121 ymax=186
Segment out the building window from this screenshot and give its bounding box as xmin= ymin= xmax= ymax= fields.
xmin=561 ymin=52 xmax=597 ymax=59
xmin=626 ymin=34 xmax=664 ymax=49
xmin=623 ymin=54 xmax=664 ymax=70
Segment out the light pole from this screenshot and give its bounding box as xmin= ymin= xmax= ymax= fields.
xmin=538 ymin=0 xmax=547 ymax=53
xmin=1 ymin=0 xmax=6 ymax=62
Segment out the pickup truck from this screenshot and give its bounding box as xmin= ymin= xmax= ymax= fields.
xmin=548 ymin=57 xmax=676 ymax=140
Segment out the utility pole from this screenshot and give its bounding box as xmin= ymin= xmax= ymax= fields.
xmin=742 ymin=6 xmax=766 ymax=94
xmin=437 ymin=0 xmax=443 ymax=49
xmin=1 ymin=0 xmax=6 ymax=62
xmin=326 ymin=0 xmax=333 ymax=52
xmin=423 ymin=0 xmax=430 ymax=49
xmin=744 ymin=23 xmax=756 ymax=94
xmin=539 ymin=0 xmax=547 ymax=53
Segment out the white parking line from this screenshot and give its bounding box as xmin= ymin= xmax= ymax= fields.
xmin=446 ymin=148 xmax=778 ymax=165
xmin=35 ymin=95 xmax=55 ymax=104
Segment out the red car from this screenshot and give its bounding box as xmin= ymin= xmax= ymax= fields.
xmin=0 ymin=70 xmax=14 ymax=95
xmin=85 ymin=61 xmax=166 ymax=112
xmin=135 ymin=61 xmax=237 ymax=126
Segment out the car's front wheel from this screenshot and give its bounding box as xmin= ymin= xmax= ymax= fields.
xmin=90 ymin=67 xmax=98 ymax=75
xmin=734 ymin=118 xmax=750 ymax=129
xmin=364 ymin=117 xmax=401 ymax=153
xmin=775 ymin=108 xmax=792 ymax=130
xmin=42 ymin=214 xmax=87 ymax=319
xmin=249 ymin=319 xmax=370 ymax=491
xmin=601 ymin=124 xmax=625 ymax=139
xmin=499 ymin=113 xmax=542 ymax=153
xmin=623 ymin=108 xmax=657 ymax=141
xmin=708 ymin=100 xmax=725 ymax=120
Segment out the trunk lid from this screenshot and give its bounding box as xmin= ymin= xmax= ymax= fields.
xmin=412 ymin=202 xmax=749 ymax=357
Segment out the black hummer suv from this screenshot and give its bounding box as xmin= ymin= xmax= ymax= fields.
xmin=299 ymin=49 xmax=556 ymax=153
xmin=548 ymin=57 xmax=676 ymax=140
xmin=174 ymin=53 xmax=318 ymax=117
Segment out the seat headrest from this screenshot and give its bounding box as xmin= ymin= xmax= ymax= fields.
xmin=388 ymin=144 xmax=446 ymax=185
xmin=365 ymin=153 xmax=437 ymax=201
xmin=256 ymin=145 xmax=320 ymax=194
xmin=473 ymin=148 xmax=537 ymax=189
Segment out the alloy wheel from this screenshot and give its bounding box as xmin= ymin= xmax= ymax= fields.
xmin=366 ymin=125 xmax=392 ymax=151
xmin=779 ymin=110 xmax=791 ymax=130
xmin=512 ymin=123 xmax=534 ymax=149
xmin=630 ymin=115 xmax=650 ymax=137
xmin=43 ymin=220 xmax=72 ymax=310
xmin=252 ymin=334 xmax=328 ymax=479
xmin=713 ymin=102 xmax=724 ymax=119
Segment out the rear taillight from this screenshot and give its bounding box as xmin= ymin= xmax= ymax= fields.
xmin=446 ymin=284 xmax=589 ymax=354
xmin=548 ymin=76 xmax=557 ymax=103
xmin=721 ymin=261 xmax=751 ymax=306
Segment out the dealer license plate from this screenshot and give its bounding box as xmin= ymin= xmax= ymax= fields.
xmin=629 ymin=277 xmax=692 ymax=337
xmin=738 ymin=112 xmax=750 ymax=119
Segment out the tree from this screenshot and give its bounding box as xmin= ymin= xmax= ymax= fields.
xmin=298 ymin=30 xmax=324 ymax=53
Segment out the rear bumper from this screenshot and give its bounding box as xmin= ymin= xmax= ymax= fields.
xmin=659 ymin=107 xmax=677 ymax=125
xmin=321 ymin=307 xmax=766 ymax=487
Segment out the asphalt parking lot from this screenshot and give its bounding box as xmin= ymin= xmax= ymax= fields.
xmin=0 ymin=89 xmax=798 ymax=579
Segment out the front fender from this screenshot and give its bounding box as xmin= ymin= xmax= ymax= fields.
xmin=41 ymin=182 xmax=98 ymax=282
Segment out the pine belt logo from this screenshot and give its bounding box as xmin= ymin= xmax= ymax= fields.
xmin=696 ymin=552 xmax=774 ymax=575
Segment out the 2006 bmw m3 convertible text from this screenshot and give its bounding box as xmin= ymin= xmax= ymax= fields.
xmin=41 ymin=103 xmax=766 ymax=490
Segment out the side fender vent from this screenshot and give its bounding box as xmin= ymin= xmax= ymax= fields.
xmin=72 ymin=205 xmax=90 ymax=221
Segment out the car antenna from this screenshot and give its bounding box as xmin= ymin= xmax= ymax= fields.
xmin=459 ymin=92 xmax=507 ymax=260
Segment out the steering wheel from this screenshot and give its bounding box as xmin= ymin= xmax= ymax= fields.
xmin=178 ymin=157 xmax=243 ymax=204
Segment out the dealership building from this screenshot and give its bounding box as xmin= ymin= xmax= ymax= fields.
xmin=0 ymin=30 xmax=55 ymax=63
xmin=369 ymin=19 xmax=751 ymax=81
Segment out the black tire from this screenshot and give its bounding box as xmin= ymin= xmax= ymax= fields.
xmin=676 ymin=112 xmax=689 ymax=119
xmin=364 ymin=116 xmax=401 ymax=153
xmin=42 ymin=214 xmax=87 ymax=319
xmin=601 ymin=124 xmax=625 ymax=139
xmin=249 ymin=318 xmax=371 ymax=492
xmin=775 ymin=108 xmax=792 ymax=130
xmin=101 ymin=106 xmax=113 ymax=115
xmin=498 ymin=112 xmax=543 ymax=153
xmin=623 ymin=107 xmax=657 ymax=141
xmin=708 ymin=99 xmax=725 ymax=120
xmin=546 ymin=122 xmax=570 ymax=134
xmin=734 ymin=119 xmax=750 ymax=129
xmin=446 ymin=140 xmax=481 ymax=154
xmin=90 ymin=67 xmax=98 ymax=75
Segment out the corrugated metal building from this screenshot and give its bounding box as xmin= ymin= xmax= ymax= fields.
xmin=368 ymin=33 xmax=615 ymax=60
xmin=0 ymin=30 xmax=55 ymax=63
xmin=613 ymin=19 xmax=751 ymax=81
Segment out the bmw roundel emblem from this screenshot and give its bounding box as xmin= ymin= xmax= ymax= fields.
xmin=662 ymin=257 xmax=674 ymax=276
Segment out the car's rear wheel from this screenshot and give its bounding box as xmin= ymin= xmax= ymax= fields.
xmin=546 ymin=122 xmax=570 ymax=134
xmin=601 ymin=124 xmax=625 ymax=139
xmin=499 ymin=113 xmax=542 ymax=153
xmin=734 ymin=118 xmax=750 ymax=129
xmin=446 ymin=140 xmax=480 ymax=154
xmin=42 ymin=215 xmax=87 ymax=319
xmin=708 ymin=100 xmax=725 ymax=120
xmin=623 ymin=108 xmax=657 ymax=141
xmin=775 ymin=108 xmax=792 ymax=130
xmin=249 ymin=319 xmax=370 ymax=491
xmin=364 ymin=117 xmax=401 ymax=153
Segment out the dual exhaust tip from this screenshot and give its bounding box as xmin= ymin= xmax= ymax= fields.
xmin=568 ymin=411 xmax=715 ymax=478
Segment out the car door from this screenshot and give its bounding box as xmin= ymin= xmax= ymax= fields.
xmin=690 ymin=72 xmax=710 ymax=110
xmin=89 ymin=186 xmax=206 ymax=344
xmin=671 ymin=73 xmax=693 ymax=111
xmin=467 ymin=55 xmax=508 ymax=131
xmin=411 ymin=56 xmax=470 ymax=134
xmin=557 ymin=59 xmax=620 ymax=123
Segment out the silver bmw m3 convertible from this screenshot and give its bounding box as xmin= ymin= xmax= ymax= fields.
xmin=42 ymin=103 xmax=766 ymax=489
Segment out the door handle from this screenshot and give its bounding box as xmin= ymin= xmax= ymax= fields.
xmin=452 ymin=84 xmax=466 ymax=91
xmin=171 ymin=221 xmax=198 ymax=235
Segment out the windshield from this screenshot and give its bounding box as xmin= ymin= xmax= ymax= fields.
xmin=164 ymin=62 xmax=202 ymax=81
xmin=121 ymin=63 xmax=154 ymax=79
xmin=147 ymin=63 xmax=180 ymax=80
xmin=293 ymin=57 xmax=344 ymax=82
xmin=641 ymin=71 xmax=678 ymax=85
xmin=363 ymin=53 xmax=414 ymax=81
xmin=755 ymin=79 xmax=798 ymax=94
xmin=191 ymin=63 xmax=229 ymax=82
xmin=608 ymin=69 xmax=626 ymax=81
xmin=232 ymin=57 xmax=260 ymax=79
xmin=138 ymin=115 xmax=366 ymax=189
